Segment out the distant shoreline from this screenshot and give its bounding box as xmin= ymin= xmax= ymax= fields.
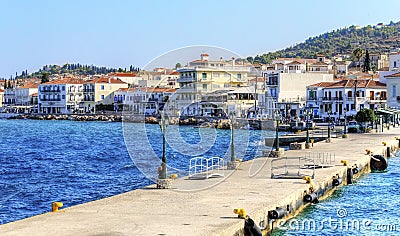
xmin=3 ymin=113 xmax=276 ymax=130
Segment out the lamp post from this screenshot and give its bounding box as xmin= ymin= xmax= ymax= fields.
xmin=229 ymin=111 xmax=236 ymax=163
xmin=306 ymin=108 xmax=310 ymax=144
xmin=343 ymin=108 xmax=347 ymax=135
xmin=275 ymin=110 xmax=280 ymax=151
xmin=375 ymin=109 xmax=378 ymax=133
xmin=327 ymin=109 xmax=331 ymax=140
xmin=158 ymin=111 xmax=169 ymax=180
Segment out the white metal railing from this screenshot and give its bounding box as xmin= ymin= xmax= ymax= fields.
xmin=189 ymin=157 xmax=226 ymax=179
xmin=271 ymin=156 xmax=316 ymax=179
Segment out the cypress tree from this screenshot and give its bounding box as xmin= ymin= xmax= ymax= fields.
xmin=364 ymin=50 xmax=371 ymax=72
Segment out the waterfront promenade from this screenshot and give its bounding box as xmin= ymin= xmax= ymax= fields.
xmin=1 ymin=129 xmax=399 ymax=235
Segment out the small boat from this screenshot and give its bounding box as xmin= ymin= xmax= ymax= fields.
xmin=193 ymin=122 xmax=212 ymax=128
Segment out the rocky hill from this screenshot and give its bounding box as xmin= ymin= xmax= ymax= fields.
xmin=249 ymin=21 xmax=400 ymax=63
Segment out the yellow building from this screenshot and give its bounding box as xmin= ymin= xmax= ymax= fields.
xmin=176 ymin=54 xmax=252 ymax=115
xmin=82 ymin=77 xmax=128 ymax=113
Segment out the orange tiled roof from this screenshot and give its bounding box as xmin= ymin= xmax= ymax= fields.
xmin=0 ymin=89 xmax=4 ymax=93
xmin=118 ymin=87 xmax=137 ymax=92
xmin=308 ymin=82 xmax=336 ymax=87
xmin=31 ymin=92 xmax=38 ymax=96
xmin=138 ymin=87 xmax=177 ymax=93
xmin=249 ymin=77 xmax=266 ymax=82
xmin=311 ymin=79 xmax=386 ymax=89
xmin=19 ymin=83 xmax=39 ymax=89
xmin=384 ymin=72 xmax=400 ymax=78
xmin=87 ymin=77 xmax=126 ymax=84
xmin=275 ymin=58 xmax=317 ymax=64
xmin=110 ymin=72 xmax=138 ymax=77
xmin=43 ymin=78 xmax=84 ymax=85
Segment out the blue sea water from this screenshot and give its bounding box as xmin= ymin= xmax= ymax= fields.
xmin=0 ymin=119 xmax=272 ymax=224
xmin=273 ymin=151 xmax=400 ymax=236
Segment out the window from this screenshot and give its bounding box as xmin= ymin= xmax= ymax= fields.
xmin=395 ymin=61 xmax=397 ymax=68
xmin=62 ymin=86 xmax=65 ymax=91
xmin=202 ymin=84 xmax=207 ymax=90
xmin=237 ymin=74 xmax=242 ymax=79
xmin=270 ymin=88 xmax=277 ymax=98
xmin=393 ymin=85 xmax=397 ymax=97
xmin=202 ymin=73 xmax=207 ymax=79
xmin=62 ymin=95 xmax=65 ymax=99
xmin=213 ymin=73 xmax=220 ymax=77
xmin=101 ymin=85 xmax=105 ymax=90
xmin=101 ymin=95 xmax=105 ymax=99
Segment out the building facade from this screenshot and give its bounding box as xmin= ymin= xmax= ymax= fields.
xmin=81 ymin=77 xmax=128 ymax=113
xmin=384 ymin=72 xmax=400 ymax=109
xmin=306 ymin=79 xmax=387 ymax=120
xmin=38 ymin=78 xmax=84 ymax=114
xmin=176 ymin=54 xmax=252 ymax=116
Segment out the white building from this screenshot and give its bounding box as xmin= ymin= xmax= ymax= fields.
xmin=138 ymin=70 xmax=180 ymax=88
xmin=38 ymin=78 xmax=84 ymax=114
xmin=0 ymin=89 xmax=3 ymax=108
xmin=384 ymin=72 xmax=400 ymax=109
xmin=306 ymin=79 xmax=387 ymax=120
xmin=109 ymin=72 xmax=142 ymax=86
xmin=379 ymin=52 xmax=400 ymax=83
xmin=261 ymin=71 xmax=334 ymax=118
xmin=114 ymin=87 xmax=176 ymax=115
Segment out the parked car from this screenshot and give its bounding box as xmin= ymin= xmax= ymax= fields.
xmin=347 ymin=121 xmax=360 ymax=133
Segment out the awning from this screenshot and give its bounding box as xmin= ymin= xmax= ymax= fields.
xmin=376 ymin=109 xmax=398 ymax=115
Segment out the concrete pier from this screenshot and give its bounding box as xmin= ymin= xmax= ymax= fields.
xmin=1 ymin=129 xmax=399 ymax=236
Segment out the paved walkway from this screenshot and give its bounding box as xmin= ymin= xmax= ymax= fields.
xmin=1 ymin=128 xmax=399 ymax=236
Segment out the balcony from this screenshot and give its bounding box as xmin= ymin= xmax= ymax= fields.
xmin=177 ymin=77 xmax=196 ymax=83
xmin=40 ymin=89 xmax=61 ymax=93
xmin=83 ymin=89 xmax=95 ymax=93
xmin=40 ymin=98 xmax=61 ymax=101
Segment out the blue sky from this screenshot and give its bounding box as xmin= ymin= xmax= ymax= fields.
xmin=0 ymin=0 xmax=399 ymax=78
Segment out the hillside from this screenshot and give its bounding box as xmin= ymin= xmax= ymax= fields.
xmin=11 ymin=64 xmax=140 ymax=80
xmin=249 ymin=21 xmax=400 ymax=64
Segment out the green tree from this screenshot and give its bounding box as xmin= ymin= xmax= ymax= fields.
xmin=355 ymin=108 xmax=376 ymax=132
xmin=353 ymin=48 xmax=363 ymax=72
xmin=175 ymin=63 xmax=182 ymax=69
xmin=363 ymin=50 xmax=371 ymax=72
xmin=41 ymin=73 xmax=49 ymax=83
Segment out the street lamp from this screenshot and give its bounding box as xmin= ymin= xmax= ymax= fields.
xmin=306 ymin=108 xmax=310 ymax=144
xmin=158 ymin=110 xmax=169 ymax=180
xmin=229 ymin=111 xmax=236 ymax=162
xmin=275 ymin=110 xmax=280 ymax=151
xmin=343 ymin=108 xmax=347 ymax=135
xmin=327 ymin=109 xmax=332 ymax=140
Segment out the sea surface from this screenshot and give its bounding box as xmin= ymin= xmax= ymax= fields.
xmin=0 ymin=119 xmax=273 ymax=224
xmin=273 ymin=151 xmax=400 ymax=235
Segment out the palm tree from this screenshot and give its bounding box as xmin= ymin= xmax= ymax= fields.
xmin=353 ymin=48 xmax=363 ymax=72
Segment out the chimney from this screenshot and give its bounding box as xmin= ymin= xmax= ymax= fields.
xmin=200 ymin=53 xmax=209 ymax=61
xmin=108 ymin=77 xmax=111 ymax=84
xmin=232 ymin=57 xmax=235 ymax=68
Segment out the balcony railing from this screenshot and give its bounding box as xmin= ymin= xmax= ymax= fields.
xmin=40 ymin=89 xmax=61 ymax=93
xmin=177 ymin=77 xmax=196 ymax=83
xmin=83 ymin=89 xmax=95 ymax=92
xmin=40 ymin=98 xmax=61 ymax=101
